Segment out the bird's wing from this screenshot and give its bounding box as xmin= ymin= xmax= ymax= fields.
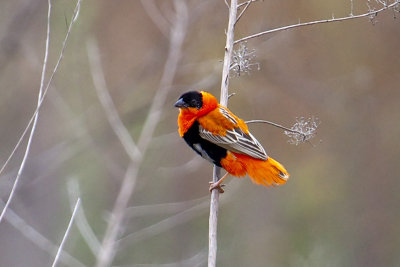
xmin=199 ymin=107 xmax=268 ymax=160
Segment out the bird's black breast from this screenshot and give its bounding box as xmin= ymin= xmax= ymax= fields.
xmin=183 ymin=121 xmax=227 ymax=167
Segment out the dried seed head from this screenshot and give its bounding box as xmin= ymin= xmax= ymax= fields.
xmin=284 ymin=117 xmax=320 ymax=145
xmin=230 ymin=42 xmax=260 ymax=77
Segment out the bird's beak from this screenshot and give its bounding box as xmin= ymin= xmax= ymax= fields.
xmin=174 ymin=98 xmax=187 ymax=108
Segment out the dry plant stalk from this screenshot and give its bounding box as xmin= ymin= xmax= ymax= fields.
xmin=51 ymin=198 xmax=81 ymax=267
xmin=0 ymin=200 xmax=85 ymax=267
xmin=0 ymin=0 xmax=82 ymax=223
xmin=209 ymin=0 xmax=238 ymax=266
xmin=94 ymin=1 xmax=188 ymax=266
xmin=208 ymin=0 xmax=400 ymax=265
xmin=235 ymin=0 xmax=400 ymax=44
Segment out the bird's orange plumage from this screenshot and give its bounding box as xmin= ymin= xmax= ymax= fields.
xmin=221 ymin=152 xmax=288 ymax=186
xmin=175 ymin=91 xmax=289 ymax=188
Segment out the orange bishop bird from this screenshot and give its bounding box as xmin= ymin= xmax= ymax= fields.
xmin=174 ymin=91 xmax=289 ymax=192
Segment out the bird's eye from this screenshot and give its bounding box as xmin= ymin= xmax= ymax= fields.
xmin=190 ymin=99 xmax=198 ymax=107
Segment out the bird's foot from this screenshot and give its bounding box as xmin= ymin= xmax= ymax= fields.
xmin=209 ymin=181 xmax=225 ymax=193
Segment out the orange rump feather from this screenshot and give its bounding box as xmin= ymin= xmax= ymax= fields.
xmin=221 ymin=152 xmax=289 ymax=186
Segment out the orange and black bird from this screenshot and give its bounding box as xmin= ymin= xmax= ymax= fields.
xmin=174 ymin=91 xmax=289 ymax=192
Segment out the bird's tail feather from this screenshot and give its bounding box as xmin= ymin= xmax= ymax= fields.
xmin=222 ymin=152 xmax=289 ymax=186
xmin=246 ymin=156 xmax=289 ymax=186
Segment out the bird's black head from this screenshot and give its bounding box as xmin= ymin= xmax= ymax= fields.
xmin=174 ymin=91 xmax=203 ymax=109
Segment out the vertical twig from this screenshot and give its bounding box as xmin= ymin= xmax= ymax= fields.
xmin=350 ymin=0 xmax=354 ymax=16
xmin=219 ymin=0 xmax=237 ymax=107
xmin=51 ymin=198 xmax=81 ymax=267
xmin=208 ymin=166 xmax=221 ymax=266
xmin=208 ymin=0 xmax=238 ymax=266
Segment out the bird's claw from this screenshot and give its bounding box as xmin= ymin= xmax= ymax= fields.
xmin=209 ymin=182 xmax=225 ymax=193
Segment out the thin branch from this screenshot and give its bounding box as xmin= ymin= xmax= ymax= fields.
xmin=118 ymin=198 xmax=210 ymax=248
xmin=224 ymin=0 xmax=229 ymax=9
xmin=156 ymin=155 xmax=203 ymax=176
xmin=48 ymin=89 xmax=124 ymax=178
xmin=350 ymin=0 xmax=354 ymax=16
xmin=130 ymin=249 xmax=207 ymax=267
xmin=208 ymin=166 xmax=221 ymax=267
xmin=219 ymin=0 xmax=237 ymax=107
xmin=124 ymin=196 xmax=208 ymax=218
xmin=0 ymin=0 xmax=51 ymax=223
xmin=67 ymin=179 xmax=101 ymax=256
xmin=235 ymin=0 xmax=253 ymax=25
xmin=237 ymin=0 xmax=261 ymax=9
xmin=246 ymin=119 xmax=319 ymax=146
xmin=137 ymin=0 xmax=188 ymax=153
xmin=87 ymin=39 xmax=142 ymax=162
xmin=208 ymin=1 xmax=238 ymax=266
xmin=0 ymin=0 xmax=82 ymax=221
xmin=246 ymin=119 xmax=306 ymax=136
xmin=1 ymin=201 xmax=85 ymax=267
xmin=140 ymin=0 xmax=170 ymax=38
xmin=51 ymin=198 xmax=81 ymax=267
xmin=95 ymin=1 xmax=188 ymax=266
xmin=234 ymin=0 xmax=400 ymax=44
xmin=96 ymin=163 xmax=139 ymax=267
xmin=0 ymin=0 xmax=82 ymax=176
xmin=117 ymin=179 xmax=239 ymax=254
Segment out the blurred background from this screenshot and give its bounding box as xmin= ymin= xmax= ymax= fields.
xmin=0 ymin=0 xmax=399 ymax=266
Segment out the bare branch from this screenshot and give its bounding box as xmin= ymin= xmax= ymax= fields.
xmin=350 ymin=0 xmax=354 ymax=16
xmin=208 ymin=1 xmax=238 ymax=266
xmin=237 ymin=0 xmax=261 ymax=9
xmin=140 ymin=0 xmax=170 ymax=38
xmin=156 ymin=155 xmax=203 ymax=176
xmin=235 ymin=0 xmax=253 ymax=25
xmin=87 ymin=38 xmax=142 ymax=162
xmin=96 ymin=163 xmax=139 ymax=267
xmin=0 ymin=0 xmax=82 ymax=177
xmin=48 ymin=89 xmax=124 ymax=177
xmin=208 ymin=166 xmax=221 ymax=267
xmin=0 ymin=0 xmax=82 ymax=222
xmin=118 ymin=199 xmax=210 ymax=248
xmin=246 ymin=118 xmax=319 ymax=146
xmin=51 ymin=198 xmax=81 ymax=267
xmin=246 ymin=119 xmax=305 ymax=135
xmin=219 ymin=0 xmax=238 ymax=106
xmin=129 ymin=249 xmax=207 ymax=267
xmin=0 ymin=0 xmax=52 ymax=223
xmin=137 ymin=0 xmax=188 ymax=153
xmin=124 ymin=196 xmax=208 ymax=218
xmin=67 ymin=179 xmax=101 ymax=256
xmin=117 ymin=180 xmax=237 ymax=250
xmin=95 ymin=1 xmax=188 ymax=266
xmin=228 ymin=92 xmax=236 ymax=99
xmin=235 ymin=0 xmax=400 ymax=44
xmin=0 ymin=201 xmax=85 ymax=267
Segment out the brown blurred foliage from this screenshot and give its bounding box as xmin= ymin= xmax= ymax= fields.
xmin=0 ymin=0 xmax=399 ymax=266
